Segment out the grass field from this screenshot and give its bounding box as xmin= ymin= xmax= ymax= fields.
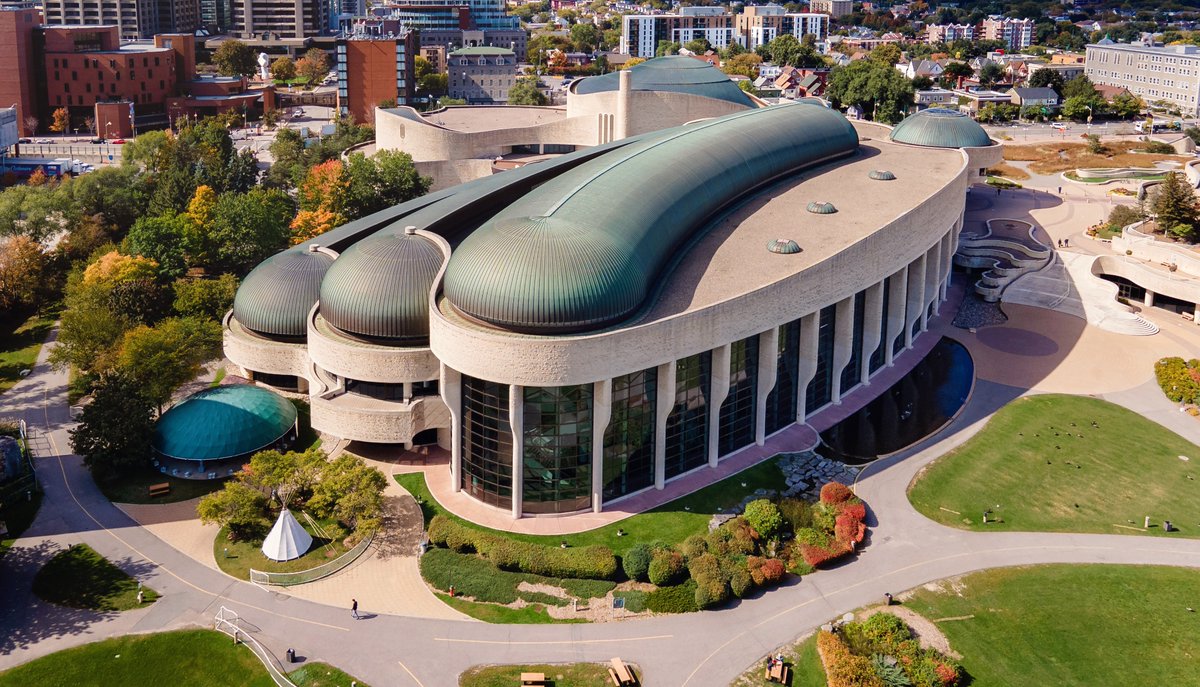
xmin=0 ymin=311 xmax=54 ymax=396
xmin=0 ymin=630 xmax=367 ymax=687
xmin=436 ymin=594 xmax=587 ymax=624
xmin=214 ymin=515 xmax=350 ymax=581
xmin=909 ymin=394 xmax=1200 ymax=537
xmin=731 ymin=633 xmax=825 ymax=687
xmin=904 ymin=565 xmax=1200 ymax=687
xmin=1002 ymin=140 xmax=1189 ymax=175
xmin=97 ymin=466 xmax=228 ymax=505
xmin=396 ymin=455 xmax=787 ymax=555
xmin=459 ymin=663 xmax=625 ymax=687
xmin=32 ymin=544 xmax=159 ymax=611
xmin=985 ymin=162 xmax=1031 ymax=181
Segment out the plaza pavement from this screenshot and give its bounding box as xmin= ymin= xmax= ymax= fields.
xmin=4 ymin=183 xmax=1200 ymax=685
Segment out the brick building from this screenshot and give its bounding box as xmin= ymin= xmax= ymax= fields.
xmin=0 ymin=7 xmax=40 ymax=136
xmin=335 ymin=30 xmax=418 ymax=122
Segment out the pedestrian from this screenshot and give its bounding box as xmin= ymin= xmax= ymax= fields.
xmin=137 ymin=590 xmax=144 ymax=604
xmin=1057 ymin=239 xmax=1063 ymax=248
xmin=996 ymin=187 xmax=1001 ymax=196
xmin=1064 ymin=237 xmax=1069 ymax=247
xmin=351 ymin=598 xmax=359 ymax=620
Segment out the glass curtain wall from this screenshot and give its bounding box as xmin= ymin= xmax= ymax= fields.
xmin=805 ymin=305 xmax=836 ymax=412
xmin=718 ymin=336 xmax=758 ymax=456
xmin=522 ymin=385 xmax=593 ymax=514
xmin=869 ymin=277 xmax=890 ymax=374
xmin=603 ymin=368 xmax=657 ymax=502
xmin=765 ymin=319 xmax=801 ymax=435
xmin=839 ymin=291 xmax=866 ymax=395
xmin=461 ymin=376 xmax=513 ymax=509
xmin=665 ymin=352 xmax=712 ymax=479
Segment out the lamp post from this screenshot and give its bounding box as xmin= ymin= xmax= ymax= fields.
xmin=105 ymin=121 xmax=112 ymax=139
xmin=1085 ymin=104 xmax=1093 ymax=128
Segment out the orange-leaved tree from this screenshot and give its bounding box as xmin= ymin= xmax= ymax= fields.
xmin=291 ymin=159 xmax=348 ymax=244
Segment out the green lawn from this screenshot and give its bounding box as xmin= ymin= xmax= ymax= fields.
xmin=731 ymin=633 xmax=825 ymax=687
xmin=904 ymin=565 xmax=1200 ymax=687
xmin=97 ymin=466 xmax=229 ymax=505
xmin=0 ymin=630 xmax=367 ymax=687
xmin=1 ymin=490 xmax=41 ymax=556
xmin=214 ymin=515 xmax=350 ymax=581
xmin=909 ymin=394 xmax=1200 ymax=536
xmin=0 ymin=311 xmax=54 ymax=396
xmin=436 ymin=594 xmax=587 ymax=624
xmin=396 ymin=455 xmax=786 ymax=555
xmin=32 ymin=544 xmax=158 ymax=611
xmin=459 ymin=662 xmax=624 ymax=686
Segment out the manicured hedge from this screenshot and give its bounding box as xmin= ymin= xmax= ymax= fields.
xmin=1154 ymin=357 xmax=1200 ymax=404
xmin=419 ymin=548 xmax=615 ymax=604
xmin=644 ymin=580 xmax=698 ymax=613
xmin=428 ymin=515 xmax=619 ymax=580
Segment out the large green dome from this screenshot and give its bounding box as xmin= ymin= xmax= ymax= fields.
xmin=318 ymin=227 xmax=444 ymax=342
xmin=574 ymin=55 xmax=755 ymax=108
xmin=232 ymin=246 xmax=334 ymax=338
xmin=154 ymin=385 xmax=297 ymax=461
xmin=889 ymin=108 xmax=993 ymax=148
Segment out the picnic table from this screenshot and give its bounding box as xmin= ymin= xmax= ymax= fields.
xmin=609 ymin=657 xmax=636 ymax=685
xmin=519 ymin=672 xmax=546 ymax=685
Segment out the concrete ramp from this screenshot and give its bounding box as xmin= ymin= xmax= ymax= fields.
xmin=1003 ymin=252 xmax=1158 ymax=336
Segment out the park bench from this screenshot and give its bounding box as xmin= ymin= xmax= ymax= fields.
xmin=609 ymin=657 xmax=636 ymax=685
xmin=148 ymin=482 xmax=171 ymax=498
xmin=519 ymin=672 xmax=546 ymax=685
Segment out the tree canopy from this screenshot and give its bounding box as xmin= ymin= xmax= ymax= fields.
xmin=69 ymin=371 xmax=157 ymax=481
xmin=826 ymin=60 xmax=915 ymax=124
xmin=508 ymin=75 xmax=549 ymax=106
xmin=213 ymin=40 xmax=256 ymax=77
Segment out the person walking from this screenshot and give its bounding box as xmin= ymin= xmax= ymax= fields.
xmin=351 ymin=598 xmax=359 ymax=620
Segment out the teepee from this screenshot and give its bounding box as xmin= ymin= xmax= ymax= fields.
xmin=261 ymin=509 xmax=313 ymax=562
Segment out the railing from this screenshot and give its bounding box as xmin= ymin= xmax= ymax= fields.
xmin=249 ymin=529 xmax=375 ymax=587
xmin=213 ymin=607 xmax=297 ymax=687
xmin=1 ymin=420 xmax=40 ymax=506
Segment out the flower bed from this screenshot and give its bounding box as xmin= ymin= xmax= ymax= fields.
xmin=817 ymin=613 xmax=962 ymax=687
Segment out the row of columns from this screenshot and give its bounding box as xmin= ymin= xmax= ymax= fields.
xmin=443 ymin=232 xmax=956 ymax=519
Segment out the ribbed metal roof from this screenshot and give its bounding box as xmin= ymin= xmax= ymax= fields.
xmin=153 ymin=385 xmax=297 ymax=461
xmin=319 ymin=227 xmax=444 ymax=341
xmin=443 ymin=102 xmax=859 ymax=333
xmin=574 ymin=55 xmax=754 ymax=108
xmin=232 ymin=246 xmax=334 ymax=338
xmin=889 ymin=108 xmax=993 ymax=149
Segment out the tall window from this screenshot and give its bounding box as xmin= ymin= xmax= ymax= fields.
xmin=765 ymin=319 xmax=801 ymax=435
xmin=461 ymin=376 xmax=512 ymax=509
xmin=806 ymin=305 xmax=836 ymax=412
xmin=523 ymin=385 xmax=592 ymax=514
xmin=718 ymin=336 xmax=758 ymax=456
xmin=892 ymin=285 xmax=907 ymax=358
xmin=869 ymin=278 xmax=890 ymax=375
xmin=665 ymin=352 xmax=711 ymax=479
xmin=603 ymin=368 xmax=657 ymax=502
xmin=839 ymin=291 xmax=867 ymax=395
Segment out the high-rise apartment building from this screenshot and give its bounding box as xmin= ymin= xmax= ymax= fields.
xmin=41 ymin=0 xmax=200 ymax=40
xmin=925 ymin=23 xmax=975 ymax=44
xmin=981 ymin=15 xmax=1034 ymax=51
xmin=621 ymin=5 xmax=826 ymax=58
xmin=230 ymin=0 xmax=330 ymax=40
xmin=1086 ymin=39 xmax=1200 ymax=116
xmin=335 ymin=29 xmax=417 ymax=122
xmin=0 ymin=6 xmax=40 ymax=136
xmin=809 ymin=0 xmax=853 ymax=19
xmin=351 ymin=1 xmax=524 ymax=61
xmin=201 ymin=0 xmax=234 ymax=32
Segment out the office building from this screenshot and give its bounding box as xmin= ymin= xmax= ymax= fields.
xmin=335 ymin=30 xmax=418 ymax=122
xmin=1086 ymin=39 xmax=1200 ymax=116
xmin=41 ymin=0 xmax=200 ymax=40
xmin=736 ymin=5 xmax=828 ymax=53
xmin=230 ymin=0 xmax=331 ymax=40
xmin=809 ymin=0 xmax=853 ymax=19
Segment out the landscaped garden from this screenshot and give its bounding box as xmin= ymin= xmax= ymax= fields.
xmin=1003 ymin=140 xmax=1189 ymax=175
xmin=909 ymin=394 xmax=1200 ymax=536
xmin=903 ymin=564 xmax=1200 ymax=686
xmin=459 ymin=662 xmax=626 ymax=687
xmin=409 ymin=458 xmax=870 ymax=620
xmin=32 ymin=544 xmax=158 ymax=611
xmin=0 ymin=630 xmax=368 ymax=687
xmin=731 ymin=633 xmax=825 ymax=687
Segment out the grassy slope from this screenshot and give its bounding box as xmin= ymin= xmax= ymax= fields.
xmin=459 ymin=663 xmax=620 ymax=687
xmin=32 ymin=544 xmax=159 ymax=611
xmin=1002 ymin=140 xmax=1189 ymax=174
xmin=396 ymin=455 xmax=786 ymax=555
xmin=909 ymin=394 xmax=1200 ymax=537
xmin=436 ymin=594 xmax=587 ymax=624
xmin=904 ymin=565 xmax=1200 ymax=687
xmin=0 ymin=311 xmax=54 ymax=397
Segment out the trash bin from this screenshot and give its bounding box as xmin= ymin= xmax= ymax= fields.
xmin=1164 ymin=520 xmax=1173 ymax=532
xmin=286 ymin=648 xmax=295 ymax=663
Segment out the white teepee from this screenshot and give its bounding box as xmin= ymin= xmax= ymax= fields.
xmin=261 ymin=509 xmax=313 ymax=562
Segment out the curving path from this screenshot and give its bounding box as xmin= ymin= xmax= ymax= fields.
xmin=3 ymin=319 xmax=1200 ymax=687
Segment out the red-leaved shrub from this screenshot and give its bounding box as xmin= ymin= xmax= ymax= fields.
xmin=839 ymin=501 xmax=867 ymax=521
xmin=820 ymin=481 xmax=854 ymax=504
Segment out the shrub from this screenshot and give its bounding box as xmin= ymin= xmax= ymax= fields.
xmin=688 ymin=553 xmax=730 ymax=609
xmin=795 ymin=527 xmax=834 ymax=548
xmin=1143 ymin=141 xmax=1177 ymax=154
xmin=813 ymin=503 xmax=839 ymax=532
xmin=729 ymin=566 xmax=753 ymax=598
xmin=418 ymin=548 xmax=615 ymax=605
xmin=647 ymin=548 xmax=685 ymax=586
xmin=817 ymin=631 xmax=885 ymax=687
xmin=800 ymin=540 xmax=852 ymax=567
xmin=680 ymin=534 xmax=708 ymax=560
xmin=426 ymin=515 xmax=618 ymax=580
xmin=821 ymin=482 xmax=854 ymax=504
xmin=835 ymin=513 xmax=867 ymax=545
xmin=760 ymin=557 xmax=786 ymax=584
xmin=644 ymin=580 xmax=699 ymax=613
xmin=840 ymin=500 xmax=867 ymax=522
xmin=744 ymin=499 xmax=783 ymax=538
xmin=872 ymin=654 xmax=913 ymax=687
xmin=622 ymin=543 xmax=653 ymax=582
xmin=861 ymin=612 xmax=912 ymax=647
xmin=1155 ymin=357 xmax=1200 ymax=404
xmin=779 ymin=497 xmax=813 ymax=531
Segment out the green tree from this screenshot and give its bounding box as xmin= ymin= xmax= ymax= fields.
xmin=172 ymin=274 xmax=239 ymax=320
xmin=978 ymin=62 xmax=1005 ymax=89
xmin=723 ymin=53 xmax=763 ymax=79
xmin=125 ymin=213 xmax=190 ymax=279
xmin=1061 ymin=94 xmax=1102 ymax=121
xmin=107 ymin=278 xmax=172 ymax=326
xmin=656 ymin=40 xmax=681 ymax=57
xmin=683 ymin=37 xmax=711 ymax=54
xmin=744 ymin=499 xmax=783 ymax=538
xmin=1110 ymin=92 xmax=1144 ymax=119
xmin=911 ymin=75 xmax=934 ymax=91
xmin=761 ymin=33 xmax=824 ymax=68
xmin=116 ymin=317 xmax=222 ymax=412
xmin=826 ymin=60 xmax=915 ymax=124
xmin=242 ymin=448 xmax=327 ymax=503
xmin=1151 ymin=172 xmax=1199 ymax=242
xmin=212 ymin=40 xmax=256 ymax=77
xmin=940 ymin=60 xmax=974 ymax=87
xmin=270 ymin=56 xmax=296 ymax=82
xmin=69 ymin=371 xmax=156 ymax=480
xmin=507 ymin=75 xmax=549 ymax=106
xmin=869 ymin=42 xmax=902 ymax=66
xmin=197 ymin=481 xmax=270 ymax=541
xmin=206 ymin=188 xmax=294 ymax=275
xmin=61 ymin=165 xmax=146 ymax=231
xmin=49 ymin=271 xmax=131 ymax=375
xmin=1028 ymin=68 xmax=1064 ymax=92
xmin=0 ymin=236 xmax=47 ymax=312
xmin=343 ymin=150 xmax=431 ymax=219
xmin=307 ymin=453 xmax=387 ymax=535
xmin=1061 ymin=74 xmax=1098 ymax=100
xmin=570 ymin=22 xmax=601 ymax=52
xmin=419 ymin=72 xmax=448 ymax=95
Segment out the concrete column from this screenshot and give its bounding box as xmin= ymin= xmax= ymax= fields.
xmin=402 ymin=381 xmax=413 ymax=402
xmin=885 ymin=266 xmax=907 ymax=367
xmin=923 ymin=243 xmax=939 ymax=329
xmin=830 ymin=296 xmax=854 ymax=405
xmin=654 ymin=361 xmax=675 ymax=490
xmin=1144 ymin=289 xmax=1156 ymax=307
xmin=755 ymin=327 xmax=779 ymax=446
xmin=861 ymin=281 xmax=884 ymax=385
xmin=795 ymin=312 xmax=820 ymax=422
xmin=1194 ymin=303 xmax=1200 ymax=324
xmin=905 ymin=255 xmax=926 ymax=349
xmin=708 ymin=343 xmax=731 ymax=468
xmin=614 ymin=69 xmax=632 ymax=140
xmin=941 ymin=230 xmax=954 ymax=302
xmin=509 ymin=384 xmax=523 ymax=519
xmin=590 ymin=378 xmax=612 ymax=514
xmin=441 ymin=365 xmax=462 ymax=492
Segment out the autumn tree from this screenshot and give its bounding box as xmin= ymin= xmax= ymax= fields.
xmin=296 ymin=47 xmax=330 ymax=85
xmin=50 ymin=107 xmax=70 ymax=138
xmin=213 ymin=39 xmax=256 ymax=76
xmin=0 ymin=236 xmax=47 ymax=311
xmin=117 ymin=316 xmax=222 ymax=412
xmin=270 ymin=56 xmax=297 ymax=82
xmin=83 ymin=251 xmax=159 ymax=287
xmin=723 ymin=53 xmax=762 ymax=78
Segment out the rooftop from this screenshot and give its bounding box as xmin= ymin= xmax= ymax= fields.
xmin=418 ymin=105 xmax=567 ymax=132
xmin=153 ymin=385 xmax=297 ymax=462
xmin=450 ymin=46 xmax=514 ymax=56
xmin=573 ymin=55 xmax=754 ymax=108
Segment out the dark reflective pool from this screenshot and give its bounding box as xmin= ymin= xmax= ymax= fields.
xmin=818 ymin=337 xmax=974 ymax=465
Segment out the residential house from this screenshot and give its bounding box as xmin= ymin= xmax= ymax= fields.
xmin=915 ymin=87 xmax=957 ymax=109
xmin=897 ymin=59 xmax=944 ymax=80
xmin=1009 ymin=86 xmax=1060 ymax=110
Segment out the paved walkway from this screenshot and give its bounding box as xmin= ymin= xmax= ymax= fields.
xmin=4 ymin=248 xmax=1200 ymax=686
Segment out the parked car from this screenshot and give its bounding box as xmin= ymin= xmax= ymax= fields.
xmin=34 ymin=138 xmax=52 ymax=144
xmin=1050 ymin=122 xmax=1067 ymax=130
xmin=17 ymin=138 xmax=31 ymax=144
xmin=111 ymin=139 xmax=126 ymax=144
xmin=90 ymin=137 xmax=106 ymax=144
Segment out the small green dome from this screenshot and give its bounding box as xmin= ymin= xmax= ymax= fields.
xmin=868 ymin=170 xmax=896 ymax=180
xmin=767 ymin=239 xmax=802 ymax=254
xmin=233 ymin=246 xmax=333 ymax=338
xmin=154 ymin=386 xmax=297 ymax=461
xmin=573 ymin=55 xmax=755 ymax=108
xmin=319 ymin=227 xmax=444 ymax=342
xmin=889 ymin=108 xmax=992 ymax=148
xmin=807 ymin=201 xmax=837 ymax=214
